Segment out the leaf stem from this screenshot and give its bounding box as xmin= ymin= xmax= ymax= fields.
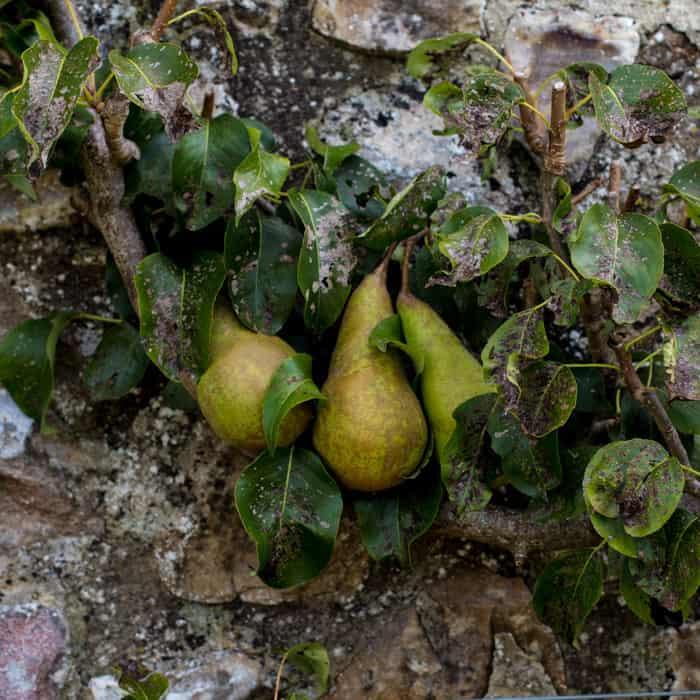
xmin=473 ymin=38 xmax=515 ymax=75
xmin=94 ymin=72 xmax=114 ymax=102
xmin=550 ymin=252 xmax=580 ymax=281
xmin=683 ymin=465 xmax=700 ymax=479
xmin=570 ymin=177 xmax=604 ymax=207
xmin=565 ymin=362 xmax=620 ymax=372
xmin=624 ymin=324 xmax=661 ymax=351
xmin=565 ymin=93 xmax=592 ymax=120
xmin=151 ymin=0 xmax=180 ymax=41
xmin=519 ymin=101 xmax=551 ymax=130
xmin=273 ymin=651 xmax=290 ymax=700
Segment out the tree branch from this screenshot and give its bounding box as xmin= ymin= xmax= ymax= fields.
xmin=543 ymin=81 xmax=566 ymax=177
xmin=607 ymin=161 xmax=622 ymax=214
xmin=571 ymin=177 xmax=603 ymax=207
xmin=151 ymin=0 xmax=180 ymax=41
xmin=515 ymin=74 xmax=546 ymax=155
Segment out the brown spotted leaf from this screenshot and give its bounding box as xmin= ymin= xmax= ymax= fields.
xmin=663 ymin=315 xmax=700 ymax=401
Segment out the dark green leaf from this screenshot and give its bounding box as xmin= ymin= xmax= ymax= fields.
xmin=552 ymin=177 xmax=575 ymax=237
xmin=240 ymin=117 xmax=276 ymax=150
xmin=354 ymin=462 xmax=442 ymax=566
xmin=590 ymin=65 xmax=686 ymax=147
xmin=663 ymin=315 xmax=700 ymax=401
xmin=406 ymin=32 xmax=479 ymax=80
xmin=120 ymin=670 xmax=169 ymax=700
xmin=368 ymin=314 xmax=424 ymax=374
xmin=659 ymin=222 xmax=700 ymax=302
xmin=233 ymin=142 xmax=290 ymax=222
xmin=620 ymin=557 xmax=654 ymax=625
xmin=589 ymin=512 xmax=665 ymax=561
xmin=288 ymin=189 xmax=357 ymax=333
xmin=224 ymin=210 xmax=302 ymax=335
xmin=172 ymin=114 xmax=250 ymax=230
xmin=162 ymin=379 xmax=198 ymax=412
xmin=134 ymin=253 xmax=183 ymax=382
xmin=285 ymin=642 xmax=330 ymax=695
xmin=305 ymin=125 xmax=359 ymax=176
xmin=548 ymin=278 xmax=595 ymax=327
xmin=109 ymin=43 xmax=198 ymax=140
xmin=663 ymin=161 xmax=700 ymax=224
xmin=83 ymin=322 xmax=148 ymax=400
xmin=235 ymin=446 xmax=342 ymax=588
xmin=180 ymin=251 xmax=226 ymax=378
xmin=428 ymin=206 xmax=509 ymax=286
xmin=666 ymin=399 xmax=700 ymax=435
xmin=263 ymin=353 xmax=323 ymax=454
xmin=443 ymin=393 xmax=497 ymax=512
xmin=124 ymin=130 xmax=174 ymax=205
xmin=583 ymin=439 xmax=684 ymax=537
xmin=533 ymin=548 xmax=604 ymax=644
xmin=569 ymin=203 xmax=663 ymax=323
xmin=12 ymin=37 xmax=99 ymax=170
xmin=333 ymin=155 xmax=386 ymax=220
xmin=356 ymin=166 xmax=446 ymax=250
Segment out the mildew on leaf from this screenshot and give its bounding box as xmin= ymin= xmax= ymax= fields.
xmin=663 ymin=315 xmax=700 ymax=401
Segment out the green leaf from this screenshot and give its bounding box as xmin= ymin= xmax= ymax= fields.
xmin=289 ymin=189 xmax=357 ymax=333
xmin=532 ymin=548 xmax=604 ymax=644
xmin=83 ymin=322 xmax=149 ymax=401
xmin=583 ymin=439 xmax=684 ymax=537
xmin=356 ymin=166 xmax=446 ymax=250
xmin=487 ymin=405 xmax=561 ymax=498
xmin=333 ymin=155 xmax=387 ymax=220
xmin=235 ymin=446 xmax=342 ymax=588
xmin=12 ymin=37 xmax=99 ymax=170
xmin=659 ymin=222 xmax=700 ymax=302
xmin=109 ymin=43 xmax=198 ymax=140
xmin=120 ymin=670 xmax=169 ymax=700
xmin=354 ymin=463 xmax=442 ymax=566
xmin=569 ymin=203 xmax=663 ymax=323
xmin=124 ymin=130 xmax=174 ymax=205
xmin=224 ymin=210 xmax=302 ymax=335
xmin=0 ymin=92 xmax=17 ymax=138
xmin=665 ymin=398 xmax=700 ymax=435
xmin=663 ymin=315 xmax=700 ymax=401
xmin=620 ymin=557 xmax=655 ymax=625
xmin=406 ymin=32 xmax=479 ymax=80
xmin=589 ymin=512 xmax=665 ymax=561
xmin=233 ymin=143 xmax=290 ymax=223
xmin=442 ymin=393 xmax=497 ymax=513
xmin=263 ymin=354 xmax=323 ymax=454
xmin=305 ymin=125 xmax=359 ymax=176
xmin=180 ymin=251 xmax=226 ymax=377
xmin=172 ymin=114 xmax=250 ymax=230
xmin=548 ymin=278 xmax=595 ymax=328
xmin=168 ymin=8 xmax=238 ymax=75
xmin=506 ymin=361 xmax=578 ymax=438
xmin=478 ymin=239 xmax=552 ymax=317
xmin=590 ymin=65 xmax=686 ymax=147
xmin=663 ymin=161 xmax=700 ymax=224
xmin=0 ymin=312 xmax=114 ymax=429
xmin=368 ymin=314 xmax=424 ymax=375
xmin=285 ymin=642 xmax=330 ymax=695
xmin=428 ymin=207 xmax=509 ymax=286
xmin=423 ymin=72 xmax=523 ymax=154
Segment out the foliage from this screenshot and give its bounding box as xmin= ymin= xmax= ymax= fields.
xmin=1 ymin=0 xmax=699 ymax=649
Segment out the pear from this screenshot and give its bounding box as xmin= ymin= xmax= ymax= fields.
xmin=397 ymin=240 xmax=494 ymax=464
xmin=197 ymin=303 xmax=313 ymax=454
xmin=313 ymin=252 xmax=428 ymax=492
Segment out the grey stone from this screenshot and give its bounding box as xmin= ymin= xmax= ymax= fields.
xmin=0 ymin=389 xmax=33 ymax=459
xmin=312 ymin=0 xmax=481 ymax=54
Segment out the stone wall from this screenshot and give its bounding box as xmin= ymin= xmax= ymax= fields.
xmin=1 ymin=1 xmax=699 ymax=698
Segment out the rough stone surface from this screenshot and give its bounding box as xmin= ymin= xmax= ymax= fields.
xmin=0 ymin=389 xmax=33 ymax=459
xmin=0 ymin=604 xmax=69 ymax=700
xmin=312 ymin=0 xmax=481 ymax=54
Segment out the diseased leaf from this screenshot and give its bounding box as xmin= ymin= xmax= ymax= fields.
xmin=406 ymin=32 xmax=479 ymax=81
xmin=583 ymin=439 xmax=684 ymax=538
xmin=354 ymin=463 xmax=442 ymax=566
xmin=665 ymin=397 xmax=700 ymax=435
xmin=663 ymin=315 xmax=700 ymax=402
xmin=119 ymin=669 xmax=169 ymax=700
xmin=305 ymin=125 xmax=359 ymax=176
xmin=332 ymin=155 xmax=387 ymax=220
xmin=507 ymin=361 xmax=577 ymax=438
xmin=533 ymin=548 xmax=604 ymax=644
xmin=427 ymin=206 xmax=509 ymax=286
xmin=235 ymin=446 xmax=342 ymax=588
xmin=83 ymin=322 xmax=149 ymax=401
xmin=569 ymin=203 xmax=663 ymax=323
xmin=262 ymin=354 xmax=323 ymax=454
xmin=443 ymin=393 xmax=497 ymax=512
xmin=589 ymin=512 xmax=666 ymax=561
xmin=368 ymin=315 xmax=424 ymax=374
xmin=659 ymin=223 xmax=700 ymax=303
xmin=109 ymin=43 xmax=198 ymax=140
xmin=172 ymin=114 xmax=250 ymax=230
xmin=12 ymin=37 xmax=99 ymax=170
xmin=663 ymin=161 xmax=700 ymax=224
xmin=233 ymin=142 xmax=290 ymax=222
xmin=548 ymin=278 xmax=595 ymax=327
xmin=590 ymin=65 xmax=686 ymax=147
xmin=356 ymin=166 xmax=446 ymax=250
xmin=289 ymin=189 xmax=358 ymax=333
xmin=224 ymin=210 xmax=302 ymax=335
xmin=285 ymin=642 xmax=330 ymax=695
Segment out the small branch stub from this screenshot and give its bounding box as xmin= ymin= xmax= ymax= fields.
xmin=544 ymin=80 xmax=567 ymax=176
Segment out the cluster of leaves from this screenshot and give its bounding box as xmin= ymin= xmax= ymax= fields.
xmin=1 ymin=4 xmax=700 ymax=647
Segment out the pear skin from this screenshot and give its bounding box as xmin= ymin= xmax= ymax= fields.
xmin=197 ymin=304 xmax=313 ymax=454
xmin=313 ymin=255 xmax=428 ymax=491
xmin=397 ymin=243 xmax=494 ymax=463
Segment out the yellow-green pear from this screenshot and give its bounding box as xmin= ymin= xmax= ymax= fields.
xmin=397 ymin=241 xmax=494 ymax=463
xmin=197 ymin=303 xmax=313 ymax=455
xmin=313 ymin=252 xmax=428 ymax=492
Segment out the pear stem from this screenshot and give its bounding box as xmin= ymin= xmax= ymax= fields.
xmin=375 ymin=242 xmax=398 ymax=284
xmin=400 ymin=231 xmax=428 ymax=296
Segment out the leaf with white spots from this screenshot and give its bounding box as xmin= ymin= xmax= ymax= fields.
xmin=663 ymin=315 xmax=700 ymax=401
xmin=663 ymin=161 xmax=700 ymax=225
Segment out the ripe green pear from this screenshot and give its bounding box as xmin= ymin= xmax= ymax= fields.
xmin=397 ymin=244 xmax=494 ymax=465
xmin=197 ymin=303 xmax=313 ymax=455
xmin=313 ymin=255 xmax=428 ymax=492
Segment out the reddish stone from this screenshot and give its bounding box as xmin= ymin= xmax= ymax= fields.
xmin=0 ymin=604 xmax=68 ymax=700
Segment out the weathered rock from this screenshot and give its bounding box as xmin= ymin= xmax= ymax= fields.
xmin=0 ymin=604 xmax=69 ymax=700
xmin=312 ymin=0 xmax=480 ymax=54
xmin=486 ymin=632 xmax=558 ymax=697
xmin=504 ymin=8 xmax=639 ymax=172
xmin=0 ymin=389 xmax=34 ymax=459
xmin=670 ymin=622 xmax=700 ymax=697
